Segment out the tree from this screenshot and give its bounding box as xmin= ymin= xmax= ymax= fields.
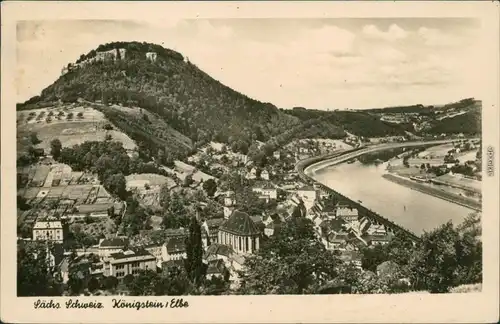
xmin=202 ymin=178 xmax=217 ymax=197
xmin=407 ymin=220 xmax=481 ymax=293
xmin=103 ymin=276 xmax=118 ymax=291
xmin=87 ymin=277 xmax=100 ymax=293
xmin=183 ymin=174 xmax=194 ymax=187
xmin=104 ymin=173 xmax=127 ymax=199
xmin=238 ymin=217 xmax=340 ymax=295
xmin=17 ymin=243 xmax=62 ymax=296
xmin=50 ymin=138 xmax=62 ymax=160
xmin=126 ymin=270 xmax=160 ymax=296
xmin=30 ymin=132 xmax=41 ymax=145
xmin=185 ymin=216 xmax=204 ymax=287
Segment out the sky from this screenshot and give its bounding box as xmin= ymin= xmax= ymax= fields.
xmin=17 ymin=18 xmax=482 ymax=110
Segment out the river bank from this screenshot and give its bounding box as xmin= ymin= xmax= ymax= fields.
xmin=382 ymin=173 xmax=481 ymax=211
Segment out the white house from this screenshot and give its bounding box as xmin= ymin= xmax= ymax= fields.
xmin=296 ymin=186 xmax=317 ymax=202
xmin=246 ymin=167 xmax=257 ymax=180
xmin=146 ymin=52 xmax=158 ymax=62
xmin=252 ymin=183 xmax=278 ymax=201
xmin=161 ymin=237 xmax=187 ymax=262
xmin=33 ymin=220 xmax=64 ymax=243
xmin=260 ymin=170 xmax=270 ymax=180
xmin=273 ymin=151 xmax=281 ymax=160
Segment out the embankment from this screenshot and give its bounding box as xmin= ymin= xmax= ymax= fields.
xmin=296 ymin=148 xmax=421 ymax=242
xmin=382 ymin=173 xmax=481 ymax=211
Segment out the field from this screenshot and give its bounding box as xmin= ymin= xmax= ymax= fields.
xmin=425 ymin=144 xmax=454 ymax=157
xmin=457 ymin=151 xmax=478 ymax=164
xmin=17 ymin=106 xmax=137 ymax=156
xmin=126 ymin=173 xmax=176 ymax=190
xmin=161 ymin=160 xmax=215 ymax=183
xmin=434 ymin=174 xmax=481 ymax=193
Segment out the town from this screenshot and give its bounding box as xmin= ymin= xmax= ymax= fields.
xmin=16 ymin=42 xmax=482 ymax=297
xmin=17 ymin=102 xmax=482 ymax=296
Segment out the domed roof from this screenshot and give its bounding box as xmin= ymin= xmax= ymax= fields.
xmin=219 ymin=210 xmax=261 ymax=236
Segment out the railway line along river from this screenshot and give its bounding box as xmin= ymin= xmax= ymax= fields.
xmin=306 ymin=158 xmax=476 ymax=236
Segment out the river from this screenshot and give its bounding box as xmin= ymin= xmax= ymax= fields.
xmin=308 ymin=161 xmax=475 ymax=236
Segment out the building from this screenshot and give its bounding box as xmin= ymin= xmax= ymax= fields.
xmin=118 ymin=48 xmax=127 ymax=59
xmin=264 ymin=218 xmax=282 ymax=237
xmin=102 ymin=248 xmax=157 ymax=278
xmin=146 ymin=52 xmax=158 ymax=62
xmin=98 ymin=237 xmax=128 ymax=258
xmin=161 ymin=236 xmax=187 ymax=262
xmin=205 ymin=259 xmax=226 ymax=280
xmin=296 ymin=186 xmax=317 ymax=202
xmin=143 ymin=242 xmax=164 ymax=268
xmin=164 ymin=228 xmax=189 ymax=240
xmin=217 ymin=210 xmax=261 ymax=254
xmin=32 ymin=220 xmax=64 ymax=243
xmin=252 ymin=183 xmax=277 ymax=201
xmin=260 ymin=170 xmax=270 ymax=180
xmin=336 ymin=206 xmax=359 ymax=222
xmin=246 ymin=167 xmax=257 ymax=180
xmin=223 ymin=206 xmax=235 ymax=219
xmin=204 ymin=243 xmax=235 ymax=263
xmin=273 ymin=151 xmax=281 ymax=160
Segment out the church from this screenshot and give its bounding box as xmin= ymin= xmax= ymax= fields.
xmin=217 ymin=210 xmax=261 ymax=254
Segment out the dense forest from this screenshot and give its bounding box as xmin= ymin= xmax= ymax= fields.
xmin=426 ymin=110 xmax=482 ymax=135
xmin=284 ymin=108 xmax=411 ymax=137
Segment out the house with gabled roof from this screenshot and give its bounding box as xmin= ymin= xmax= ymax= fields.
xmin=252 ymin=182 xmax=277 ymax=201
xmin=102 ymin=247 xmax=156 ymax=278
xmin=260 ymin=169 xmax=270 ymax=180
xmin=98 ymin=237 xmax=129 ymax=257
xmin=161 ymin=236 xmax=187 ymax=262
xmin=206 ymin=259 xmax=227 ymax=280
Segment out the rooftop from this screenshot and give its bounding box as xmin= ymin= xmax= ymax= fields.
xmin=206 ymin=259 xmax=226 ymax=275
xmin=204 ymin=243 xmax=234 ymax=259
xmin=219 ymin=210 xmax=261 ymax=236
xmin=33 ymin=221 xmax=63 ymax=229
xmin=165 ymin=236 xmax=186 ymax=254
xmin=99 ymin=237 xmax=128 ymax=248
xmin=108 ymin=247 xmax=155 ymax=261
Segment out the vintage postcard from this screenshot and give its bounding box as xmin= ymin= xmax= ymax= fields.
xmin=1 ymin=1 xmax=499 ymax=323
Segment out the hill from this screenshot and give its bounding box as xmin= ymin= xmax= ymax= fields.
xmin=17 ymin=41 xmax=301 ymax=157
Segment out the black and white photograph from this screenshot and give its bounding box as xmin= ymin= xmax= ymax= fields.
xmin=1 ymin=2 xmax=499 ymax=323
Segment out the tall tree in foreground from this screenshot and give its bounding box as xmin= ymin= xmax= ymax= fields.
xmin=185 ymin=216 xmax=204 ymax=287
xmin=17 ymin=243 xmax=62 ymax=296
xmin=407 ymin=215 xmax=482 ymax=293
xmin=237 ymin=217 xmax=340 ymax=295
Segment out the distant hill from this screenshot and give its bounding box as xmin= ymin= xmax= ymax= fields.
xmin=359 ymin=104 xmax=429 ymax=114
xmin=284 ymin=108 xmax=410 ymax=137
xmin=427 ymin=110 xmax=481 ymax=135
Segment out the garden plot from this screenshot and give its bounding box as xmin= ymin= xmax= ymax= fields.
xmin=126 ymin=173 xmax=176 ymax=191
